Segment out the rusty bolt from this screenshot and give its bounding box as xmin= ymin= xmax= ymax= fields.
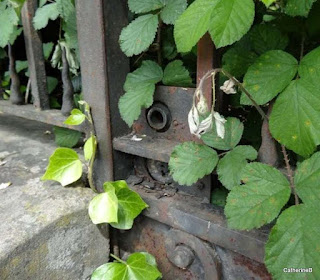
xmin=171 ymin=245 xmax=194 ymax=269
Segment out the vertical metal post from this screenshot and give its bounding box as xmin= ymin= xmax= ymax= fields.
xmin=76 ymin=0 xmax=131 ymax=189
xmin=21 ymin=0 xmax=49 ymax=110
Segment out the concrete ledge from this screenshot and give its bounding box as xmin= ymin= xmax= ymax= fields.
xmin=0 ymin=114 xmax=109 ymax=280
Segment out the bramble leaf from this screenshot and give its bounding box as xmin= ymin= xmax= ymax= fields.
xmin=42 ymin=148 xmax=82 ymax=186
xmin=208 ymin=0 xmax=255 ymax=48
xmin=270 ymin=79 xmax=320 ymax=156
xmin=241 ymin=50 xmax=298 ymax=105
xmin=56 ymin=0 xmax=74 ymax=21
xmin=88 ymin=185 xmax=118 ymax=224
xmin=119 ymin=14 xmax=158 ymax=57
xmin=265 ymin=204 xmax=320 ymax=280
xmin=225 ymin=163 xmax=291 ymax=230
xmin=53 ymin=126 xmax=81 ymax=148
xmin=174 ymin=0 xmax=218 ymax=53
xmin=299 ymin=46 xmax=320 ymax=84
xmin=0 ymin=1 xmax=19 ymax=47
xmin=64 ymin=109 xmax=86 ymax=126
xmin=169 ymin=142 xmax=218 ymax=186
xmin=160 ymin=0 xmax=187 ymax=25
xmin=294 ymin=152 xmax=320 ymax=207
xmin=119 ymin=61 xmax=163 ymax=126
xmin=249 ymin=24 xmax=289 ymax=55
xmin=202 ymin=117 xmax=243 ymax=151
xmin=91 ymin=252 xmax=162 ymax=280
xmin=33 ymin=3 xmax=60 ymax=30
xmin=109 ymin=181 xmax=148 ymax=230
xmin=217 ymin=145 xmax=257 ymax=190
xmin=128 ymin=0 xmax=164 ymax=13
xmin=285 ymin=0 xmax=317 ymax=17
xmin=162 ymin=60 xmax=192 ymax=87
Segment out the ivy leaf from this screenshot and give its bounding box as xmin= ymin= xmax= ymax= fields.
xmin=119 ymin=14 xmax=158 ymax=57
xmin=33 ymin=3 xmax=60 ymax=30
xmin=202 ymin=117 xmax=243 ymax=151
xmin=0 ymin=1 xmax=19 ymax=47
xmin=56 ymin=0 xmax=74 ymax=21
xmin=285 ymin=0 xmax=317 ymax=17
xmin=249 ymin=24 xmax=289 ymax=55
xmin=42 ymin=148 xmax=82 ymax=186
xmin=208 ymin=0 xmax=255 ymax=48
xmin=119 ymin=61 xmax=163 ymax=126
xmin=299 ymin=46 xmax=320 ymax=84
xmin=217 ymin=145 xmax=257 ymax=190
xmin=260 ymin=0 xmax=276 ymax=7
xmin=241 ymin=50 xmax=298 ymax=105
xmin=162 ymin=60 xmax=192 ymax=87
xmin=222 ymin=47 xmax=257 ymax=78
xmin=160 ymin=0 xmax=188 ymax=25
xmin=265 ymin=204 xmax=320 ymax=280
xmin=88 ymin=185 xmax=118 ymax=224
xmin=43 ymin=42 xmax=54 ymax=60
xmin=91 ymin=252 xmax=162 ymax=280
xmin=174 ymin=0 xmax=219 ymax=53
xmin=294 ymin=152 xmax=320 ymax=207
xmin=128 ymin=0 xmax=164 ymax=13
xmin=15 ymin=60 xmax=28 ymax=73
xmin=109 ymin=181 xmax=148 ymax=230
xmin=84 ymin=135 xmax=96 ymax=161
xmin=53 ymin=126 xmax=81 ymax=148
xmin=270 ymin=79 xmax=320 ymax=156
xmin=225 ymin=163 xmax=291 ymax=230
xmin=64 ymin=109 xmax=86 ymax=126
xmin=169 ymin=142 xmax=218 ymax=186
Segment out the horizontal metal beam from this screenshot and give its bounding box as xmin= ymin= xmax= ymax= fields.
xmin=132 ymin=185 xmax=268 ymax=263
xmin=0 ymin=101 xmax=87 ymax=132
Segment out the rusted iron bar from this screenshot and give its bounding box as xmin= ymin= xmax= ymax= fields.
xmin=132 ymin=185 xmax=268 ymax=263
xmin=76 ymin=0 xmax=131 ymax=188
xmin=0 ymin=100 xmax=88 ymax=132
xmin=21 ymin=0 xmax=49 ymax=110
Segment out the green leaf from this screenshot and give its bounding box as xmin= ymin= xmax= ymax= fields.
xmin=56 ymin=0 xmax=74 ymax=21
xmin=249 ymin=24 xmax=289 ymax=55
xmin=91 ymin=252 xmax=162 ymax=280
xmin=265 ymin=204 xmax=320 ymax=280
xmin=160 ymin=0 xmax=188 ymax=25
xmin=270 ymin=79 xmax=320 ymax=156
xmin=119 ymin=61 xmax=163 ymax=126
xmin=84 ymin=135 xmax=96 ymax=161
xmin=53 ymin=126 xmax=81 ymax=148
xmin=39 ymin=0 xmax=47 ymax=8
xmin=169 ymin=142 xmax=218 ymax=186
xmin=42 ymin=148 xmax=82 ymax=186
xmin=109 ymin=181 xmax=148 ymax=230
xmin=15 ymin=60 xmax=28 ymax=73
xmin=128 ymin=0 xmax=164 ymax=13
xmin=64 ymin=109 xmax=86 ymax=126
xmin=174 ymin=0 xmax=218 ymax=53
xmin=241 ymin=50 xmax=298 ymax=105
xmin=217 ymin=145 xmax=257 ymax=190
xmin=225 ymin=163 xmax=291 ymax=230
xmin=294 ymin=152 xmax=320 ymax=207
xmin=299 ymin=46 xmax=320 ymax=84
xmin=33 ymin=3 xmax=60 ymax=30
xmin=47 ymin=76 xmax=58 ymax=94
xmin=260 ymin=0 xmax=276 ymax=7
xmin=43 ymin=42 xmax=54 ymax=60
xmin=119 ymin=14 xmax=158 ymax=57
xmin=8 ymin=26 xmax=22 ymax=45
xmin=202 ymin=117 xmax=243 ymax=151
xmin=208 ymin=0 xmax=255 ymax=48
xmin=211 ymin=187 xmax=228 ymax=207
xmin=88 ymin=185 xmax=118 ymax=224
xmin=0 ymin=1 xmax=19 ymax=47
xmin=162 ymin=60 xmax=192 ymax=87
xmin=285 ymin=0 xmax=317 ymax=17
xmin=222 ymin=47 xmax=257 ymax=78
xmin=8 ymin=0 xmax=26 ymax=16
xmin=162 ymin=26 xmax=177 ymax=60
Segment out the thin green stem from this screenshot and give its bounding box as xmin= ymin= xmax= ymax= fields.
xmin=110 ymin=254 xmax=127 ymax=265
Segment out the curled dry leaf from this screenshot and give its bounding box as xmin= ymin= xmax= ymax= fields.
xmin=220 ymin=79 xmax=237 ymax=94
xmin=213 ymin=111 xmax=227 ymax=139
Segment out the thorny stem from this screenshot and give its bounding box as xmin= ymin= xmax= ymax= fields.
xmin=110 ymin=254 xmax=127 ymax=265
xmin=281 ymin=145 xmax=299 ymax=205
xmin=200 ymin=68 xmax=299 ymax=204
xmin=156 ymin=19 xmax=162 ymax=66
